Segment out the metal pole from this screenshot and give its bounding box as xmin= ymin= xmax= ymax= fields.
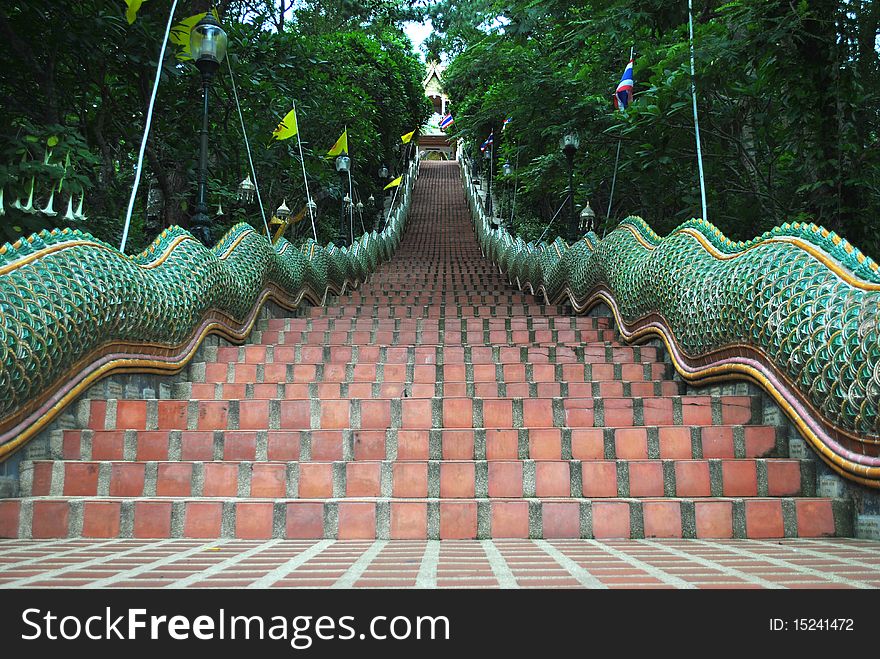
xmin=226 ymin=57 xmax=271 ymax=240
xmin=348 ymin=169 xmax=354 ymax=243
xmin=291 ymin=101 xmax=317 ymax=242
xmin=604 ymin=46 xmax=634 ymax=238
xmin=605 ymin=139 xmax=622 ymax=235
xmin=337 ymin=173 xmax=347 ymax=246
xmin=688 ymin=0 xmax=708 ymax=221
xmin=510 ymin=149 xmax=520 ymax=234
xmin=120 ymin=0 xmax=179 ymax=254
xmin=487 ymin=138 xmax=494 ymax=217
xmin=189 ymin=73 xmax=213 ymax=246
xmin=567 ymin=152 xmax=576 ymax=241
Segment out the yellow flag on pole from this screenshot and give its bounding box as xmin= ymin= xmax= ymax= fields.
xmin=327 ymin=130 xmax=348 ymax=156
xmin=124 ymin=0 xmax=147 ymax=24
xmin=272 ymin=108 xmax=298 ymax=140
xmin=383 ymin=175 xmax=402 ymax=191
xmin=401 ymin=130 xmax=415 ymax=144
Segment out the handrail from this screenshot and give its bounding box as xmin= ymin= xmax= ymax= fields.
xmin=458 ymin=147 xmax=880 ymax=488
xmin=0 ymin=156 xmax=420 ymax=460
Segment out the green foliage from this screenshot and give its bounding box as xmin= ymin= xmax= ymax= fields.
xmin=0 ymin=0 xmax=429 ymax=250
xmin=433 ymin=0 xmax=880 ymax=257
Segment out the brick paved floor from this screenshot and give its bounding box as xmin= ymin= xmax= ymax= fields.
xmin=1 ymin=538 xmax=878 ymax=588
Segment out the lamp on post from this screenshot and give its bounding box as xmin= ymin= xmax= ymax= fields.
xmin=483 ymin=148 xmax=493 ymax=217
xmin=188 ymin=12 xmax=228 ymax=246
xmin=502 ymin=160 xmax=514 ymax=233
xmin=367 ymin=193 xmax=378 ymax=231
xmin=560 ymin=131 xmax=579 ymax=241
xmin=335 ymin=154 xmax=351 ymax=246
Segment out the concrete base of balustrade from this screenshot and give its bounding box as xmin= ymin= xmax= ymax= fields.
xmin=633 ymin=339 xmax=880 ymax=539
xmin=0 ymin=300 xmax=299 ymax=499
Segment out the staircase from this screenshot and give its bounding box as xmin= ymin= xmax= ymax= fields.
xmin=0 ymin=161 xmax=850 ymax=540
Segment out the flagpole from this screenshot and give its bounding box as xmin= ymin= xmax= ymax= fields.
xmin=605 ymin=140 xmax=622 ymax=234
xmin=347 ymin=169 xmax=354 ymax=243
xmin=227 ymin=57 xmax=271 ymax=241
xmin=688 ymin=0 xmax=708 ymax=221
xmin=346 ymin=124 xmax=354 ymax=243
xmin=119 ymin=0 xmax=179 ymax=254
xmin=351 ymin=187 xmax=367 ymax=235
xmin=387 ymin=184 xmax=400 ymax=223
xmin=293 ymin=100 xmax=318 ymax=241
xmin=488 ymin=130 xmax=494 ymax=218
xmin=604 ymin=46 xmax=633 ymax=238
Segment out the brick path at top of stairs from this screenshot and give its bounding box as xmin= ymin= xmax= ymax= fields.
xmin=0 ymin=160 xmax=853 ymax=543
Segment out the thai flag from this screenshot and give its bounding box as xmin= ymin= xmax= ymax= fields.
xmin=480 ymin=132 xmax=494 ymax=152
xmin=614 ymin=59 xmax=634 ymax=110
xmin=439 ymin=113 xmax=454 ymax=129
xmin=502 ymin=117 xmax=512 ymax=130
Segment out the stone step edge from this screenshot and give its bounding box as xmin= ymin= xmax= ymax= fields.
xmin=84 ymin=395 xmax=763 ymax=432
xmin=21 ymin=457 xmax=817 ymax=500
xmin=55 ymin=425 xmax=786 ymax=462
xmin=172 ymin=381 xmax=684 ymax=400
xmin=0 ymin=496 xmax=853 ymax=540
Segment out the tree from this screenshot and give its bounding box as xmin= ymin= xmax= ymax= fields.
xmin=0 ymin=0 xmax=429 ymax=248
xmin=432 ymin=0 xmax=880 ymax=255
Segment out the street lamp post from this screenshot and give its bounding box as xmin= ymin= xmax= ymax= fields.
xmin=502 ymin=160 xmax=513 ymax=233
xmin=367 ymin=194 xmax=378 ymax=231
xmin=483 ymin=148 xmax=493 ymax=218
xmin=343 ymin=194 xmax=352 ymax=242
xmin=188 ymin=13 xmax=228 ymax=246
xmin=378 ymin=165 xmax=390 ymax=224
xmin=561 ymin=131 xmax=580 ymax=241
xmin=336 ymin=154 xmax=351 ymax=246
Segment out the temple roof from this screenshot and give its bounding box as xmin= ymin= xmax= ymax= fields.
xmin=422 ymin=60 xmax=446 ymax=91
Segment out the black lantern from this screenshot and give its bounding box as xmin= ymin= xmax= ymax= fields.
xmin=188 ymin=12 xmax=228 ymax=246
xmin=560 ymin=131 xmax=580 ymax=241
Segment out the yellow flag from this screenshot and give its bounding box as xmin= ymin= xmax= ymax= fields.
xmin=124 ymin=0 xmax=146 ymax=24
xmin=272 ymin=108 xmax=298 ymax=140
xmin=170 ymin=10 xmax=219 ymax=60
xmin=383 ymin=175 xmax=402 ymax=191
xmin=401 ymin=130 xmax=415 ymax=144
xmin=327 ymin=130 xmax=348 ymax=156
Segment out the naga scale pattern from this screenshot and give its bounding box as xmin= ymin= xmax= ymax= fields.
xmin=0 ymin=159 xmax=418 ymax=459
xmin=460 ymin=155 xmax=880 ymax=488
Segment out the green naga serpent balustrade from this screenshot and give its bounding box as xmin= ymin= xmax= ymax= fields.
xmin=0 ymin=157 xmax=420 ymax=460
xmin=459 ymin=152 xmax=880 ymax=489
